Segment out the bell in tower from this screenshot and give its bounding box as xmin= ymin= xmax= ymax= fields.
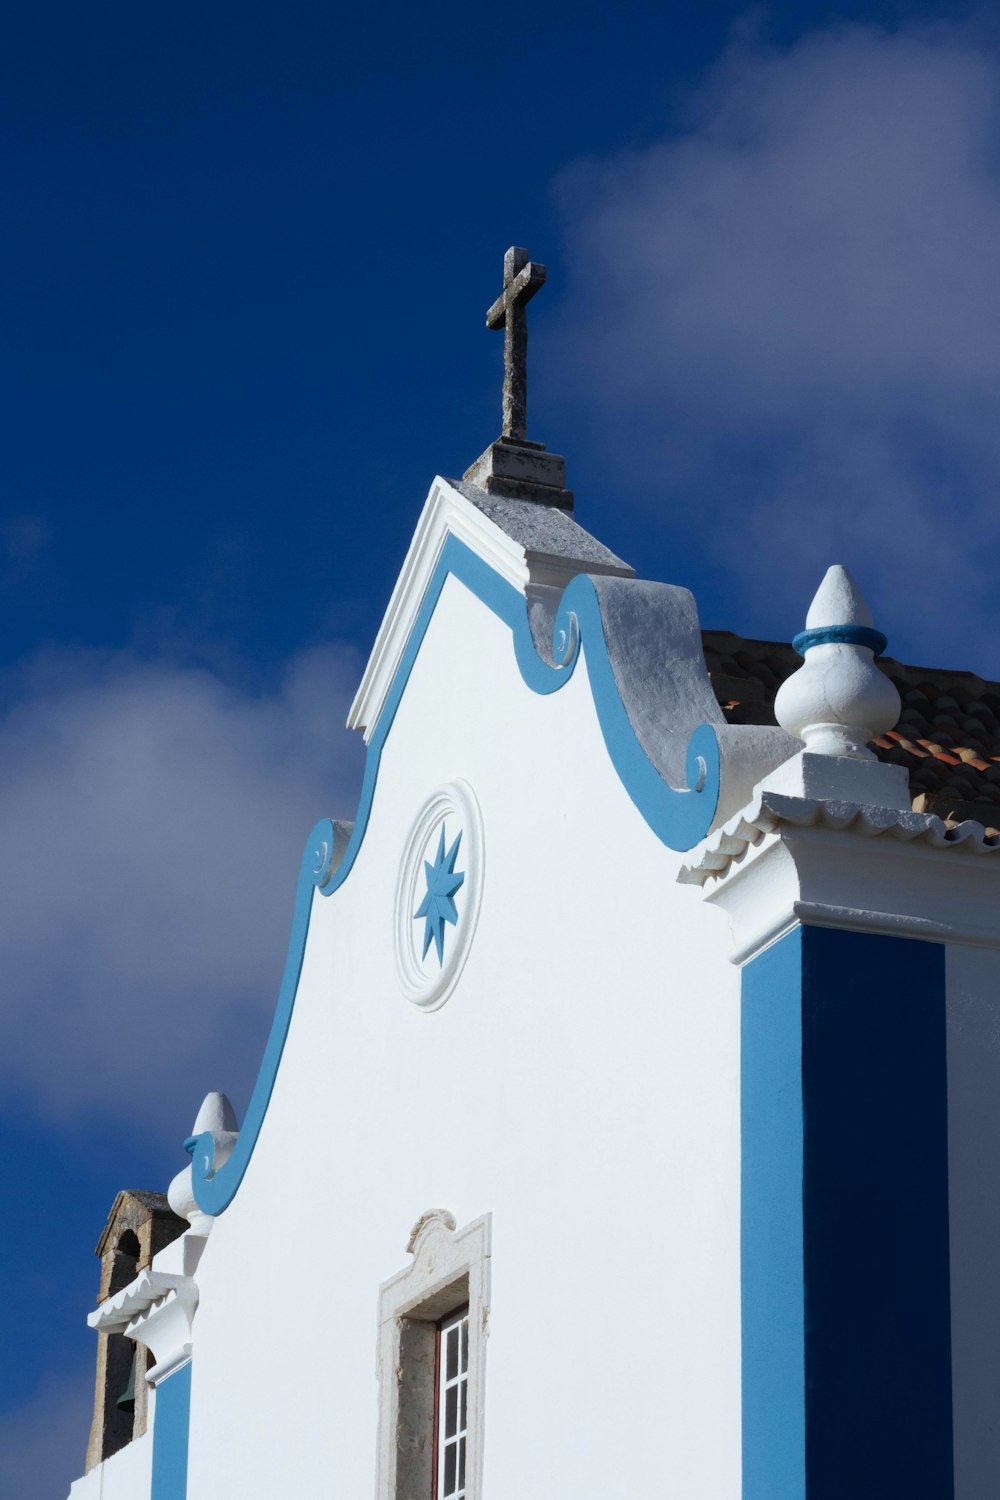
xmin=84 ymin=1190 xmax=187 ymax=1472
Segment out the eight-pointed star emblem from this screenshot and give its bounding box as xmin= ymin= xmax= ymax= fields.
xmin=413 ymin=824 xmax=465 ymax=965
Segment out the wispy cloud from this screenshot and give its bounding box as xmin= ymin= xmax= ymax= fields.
xmin=554 ymin=20 xmax=1000 ymax=667
xmin=0 ymin=644 xmax=363 ymax=1135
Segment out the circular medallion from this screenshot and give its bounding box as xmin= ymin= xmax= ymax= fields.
xmin=394 ymin=780 xmax=484 ymax=1010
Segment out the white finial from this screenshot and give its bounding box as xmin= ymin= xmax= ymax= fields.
xmin=761 ymin=566 xmax=910 ymax=810
xmin=804 ymin=563 xmax=874 ymax=631
xmin=774 ymin=565 xmax=900 ymax=759
xmin=167 ymin=1092 xmax=240 ymax=1237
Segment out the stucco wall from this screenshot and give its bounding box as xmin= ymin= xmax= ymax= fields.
xmin=184 ymin=572 xmax=743 ymax=1498
xmin=68 ymin=1426 xmax=152 ymax=1499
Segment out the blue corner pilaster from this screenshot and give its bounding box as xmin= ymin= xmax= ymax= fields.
xmin=742 ymin=927 xmax=953 ymax=1499
xmin=151 ymin=1362 xmax=192 ymax=1500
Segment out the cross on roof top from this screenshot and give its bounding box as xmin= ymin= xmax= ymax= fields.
xmin=461 ymin=245 xmax=573 ymax=509
xmin=486 ymin=246 xmax=546 ymax=442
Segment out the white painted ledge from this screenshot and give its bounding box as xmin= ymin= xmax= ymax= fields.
xmin=679 ymin=789 xmax=1000 ymax=963
xmin=87 ymin=1270 xmax=191 ymax=1335
xmin=88 ymin=1265 xmax=199 ymax=1387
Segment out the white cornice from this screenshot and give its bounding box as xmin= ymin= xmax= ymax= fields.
xmin=679 ymin=791 xmax=1000 ymax=888
xmin=127 ymin=1283 xmax=198 ymax=1386
xmin=348 ymin=478 xmax=527 ymax=741
xmin=87 ymin=1270 xmax=191 ymax=1334
xmin=88 ymin=1267 xmax=200 ymax=1388
xmin=679 ymin=790 xmax=1000 ymax=963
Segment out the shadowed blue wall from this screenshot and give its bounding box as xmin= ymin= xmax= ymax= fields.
xmin=742 ymin=926 xmax=952 ymax=1499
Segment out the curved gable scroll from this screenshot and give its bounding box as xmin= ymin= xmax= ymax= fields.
xmin=191 ymin=534 xmax=732 ymax=1215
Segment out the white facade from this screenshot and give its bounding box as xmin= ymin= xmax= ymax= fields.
xmin=73 ymin=479 xmax=1000 ymax=1500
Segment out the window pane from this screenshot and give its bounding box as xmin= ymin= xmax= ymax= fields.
xmin=443 ymin=1442 xmax=457 ymax=1496
xmin=437 ymin=1309 xmax=470 ymax=1499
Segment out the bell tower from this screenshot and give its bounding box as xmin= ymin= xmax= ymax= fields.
xmin=84 ymin=1190 xmax=187 ymax=1472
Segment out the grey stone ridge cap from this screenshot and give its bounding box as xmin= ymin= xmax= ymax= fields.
xmin=94 ymin=1188 xmax=181 ymax=1256
xmin=119 ymin=1190 xmax=172 ymax=1209
xmin=447 ymin=478 xmax=634 ymax=578
xmin=677 ymin=789 xmax=1000 ymax=889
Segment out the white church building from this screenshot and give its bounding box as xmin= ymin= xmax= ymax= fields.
xmin=69 ymin=250 xmax=1000 ymax=1500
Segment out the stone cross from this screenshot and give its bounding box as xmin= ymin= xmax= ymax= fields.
xmin=486 ymin=246 xmax=546 ymax=442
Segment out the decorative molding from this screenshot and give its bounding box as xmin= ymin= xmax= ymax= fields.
xmin=376 ymin=1211 xmax=491 ymax=1500
xmin=88 ymin=1269 xmax=198 ymax=1388
xmin=405 ymin=1209 xmax=457 ymax=1256
xmin=679 ymin=790 xmax=1000 ymax=890
xmin=395 ymin=781 xmax=485 ymax=1011
xmin=127 ymin=1286 xmax=198 ymax=1387
xmin=88 ymin=1272 xmax=191 ymax=1335
xmin=679 ymin=790 xmax=1000 ymax=964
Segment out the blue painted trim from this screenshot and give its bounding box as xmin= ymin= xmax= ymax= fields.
xmin=192 ymin=534 xmax=721 ymax=1215
xmin=742 ymin=928 xmax=806 ymax=1500
xmin=190 ymin=820 xmax=337 ymax=1214
xmin=742 ymin=928 xmax=953 ymax=1499
xmin=150 ymin=1362 xmax=192 ymax=1500
xmin=792 ymin=624 xmax=887 ymax=657
xmin=314 ymin=537 xmax=723 ymax=879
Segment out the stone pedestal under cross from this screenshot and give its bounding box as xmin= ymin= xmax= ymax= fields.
xmin=462 ymin=245 xmax=573 ymax=509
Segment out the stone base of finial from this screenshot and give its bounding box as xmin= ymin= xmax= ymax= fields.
xmin=463 ymin=437 xmax=573 ymax=508
xmin=760 ymin=750 xmax=912 ymax=811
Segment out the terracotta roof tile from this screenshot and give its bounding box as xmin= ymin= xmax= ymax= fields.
xmin=701 ymin=629 xmax=1000 ymax=829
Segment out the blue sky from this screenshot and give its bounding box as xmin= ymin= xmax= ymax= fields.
xmin=4 ymin=2 xmax=1000 ymax=1493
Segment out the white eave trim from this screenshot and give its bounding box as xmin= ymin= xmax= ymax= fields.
xmin=87 ymin=1270 xmax=191 ymax=1334
xmin=348 ymin=477 xmax=530 ymax=742
xmin=678 ymin=788 xmax=1000 ymax=963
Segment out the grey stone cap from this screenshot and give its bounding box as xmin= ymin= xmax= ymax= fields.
xmin=462 ymin=436 xmax=573 ymax=508
xmin=448 ymin=478 xmax=633 ymax=579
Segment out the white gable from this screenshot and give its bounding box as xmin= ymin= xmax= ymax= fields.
xmin=72 ymin=475 xmax=1000 ymax=1500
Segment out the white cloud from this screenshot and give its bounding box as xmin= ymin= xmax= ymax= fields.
xmin=0 ymin=644 xmax=363 ymax=1134
xmin=554 ymin=21 xmax=1000 ymax=665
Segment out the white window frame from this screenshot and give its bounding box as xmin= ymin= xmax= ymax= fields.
xmin=376 ymin=1210 xmax=490 ymax=1500
xmin=435 ymin=1306 xmax=469 ymax=1499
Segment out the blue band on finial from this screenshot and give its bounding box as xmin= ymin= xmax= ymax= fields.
xmin=792 ymin=625 xmax=887 ymax=658
xmin=183 ymin=1135 xmax=200 ymax=1156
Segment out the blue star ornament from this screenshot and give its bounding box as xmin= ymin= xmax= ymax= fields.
xmin=413 ymin=824 xmax=466 ymax=965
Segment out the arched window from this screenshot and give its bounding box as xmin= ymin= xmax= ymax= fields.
xmin=109 ymin=1230 xmax=140 ymax=1295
